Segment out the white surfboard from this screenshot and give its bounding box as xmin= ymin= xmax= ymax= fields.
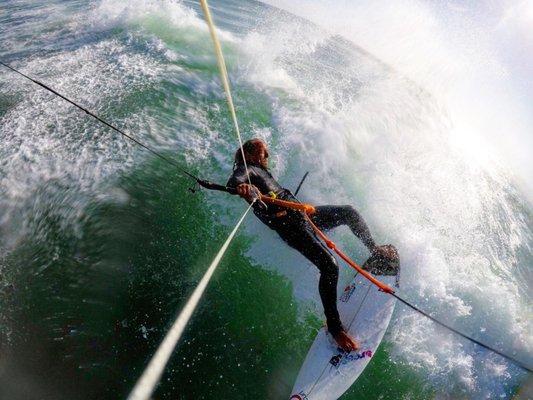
xmin=290 ymin=262 xmax=399 ymax=400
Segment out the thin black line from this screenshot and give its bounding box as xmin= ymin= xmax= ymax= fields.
xmin=294 ymin=171 xmax=309 ymax=196
xmin=346 ymin=275 xmax=371 ymax=330
xmin=0 ymin=60 xmax=199 ymax=182
xmin=392 ymin=293 xmax=532 ymax=373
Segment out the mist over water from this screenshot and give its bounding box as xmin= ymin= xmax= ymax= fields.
xmin=0 ymin=0 xmax=531 ymax=399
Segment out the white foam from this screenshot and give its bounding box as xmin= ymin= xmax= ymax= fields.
xmin=92 ymin=0 xmax=236 ymax=43
xmin=0 ymin=38 xmax=164 ymax=247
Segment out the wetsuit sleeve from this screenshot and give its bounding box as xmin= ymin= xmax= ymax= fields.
xmin=226 ymin=167 xmax=249 ymax=189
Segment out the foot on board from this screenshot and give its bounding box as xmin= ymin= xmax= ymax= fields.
xmin=333 ymin=330 xmax=359 ymax=352
xmin=363 ymin=245 xmax=400 ymax=276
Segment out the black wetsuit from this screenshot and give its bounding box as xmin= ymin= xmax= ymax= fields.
xmin=227 ymin=164 xmax=376 ymax=336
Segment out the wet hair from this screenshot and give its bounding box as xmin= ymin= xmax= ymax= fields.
xmin=233 ymin=138 xmax=264 ymax=169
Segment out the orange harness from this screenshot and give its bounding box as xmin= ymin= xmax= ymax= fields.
xmin=260 ymin=194 xmax=316 ymax=215
xmin=259 ymin=194 xmax=395 ymax=294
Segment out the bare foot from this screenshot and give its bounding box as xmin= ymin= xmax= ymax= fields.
xmin=333 ymin=330 xmax=359 ymax=352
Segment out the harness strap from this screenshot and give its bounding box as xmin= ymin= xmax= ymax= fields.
xmin=304 ymin=215 xmax=395 ymax=294
xmin=259 ymin=195 xmax=316 ymax=214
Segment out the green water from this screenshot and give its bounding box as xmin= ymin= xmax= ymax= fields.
xmin=1 ymin=159 xmax=312 ymax=398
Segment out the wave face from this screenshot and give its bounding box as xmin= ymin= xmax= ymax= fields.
xmin=0 ymin=0 xmax=531 ymax=399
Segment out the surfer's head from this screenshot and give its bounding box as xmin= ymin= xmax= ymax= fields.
xmin=234 ymin=138 xmax=269 ymax=169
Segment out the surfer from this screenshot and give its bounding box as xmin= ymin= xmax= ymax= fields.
xmin=227 ymin=138 xmax=398 ymax=352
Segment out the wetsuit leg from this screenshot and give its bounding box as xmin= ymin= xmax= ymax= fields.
xmin=311 ymin=205 xmax=376 ymax=250
xmin=275 ymin=223 xmax=343 ymax=336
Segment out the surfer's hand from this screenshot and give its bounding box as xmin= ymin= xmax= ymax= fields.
xmin=333 ymin=331 xmax=359 ymax=353
xmin=371 ymin=244 xmax=399 ymax=260
xmin=236 ymin=183 xmax=259 ymax=202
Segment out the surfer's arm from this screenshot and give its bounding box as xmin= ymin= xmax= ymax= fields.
xmin=227 ymin=168 xmax=258 ymax=202
xmin=227 ymin=167 xmax=247 ymax=189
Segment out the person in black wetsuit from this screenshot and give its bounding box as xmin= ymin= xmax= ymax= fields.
xmin=227 ymin=138 xmax=398 ymax=352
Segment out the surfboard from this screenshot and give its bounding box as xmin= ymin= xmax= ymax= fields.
xmin=290 ymin=256 xmax=400 ymax=400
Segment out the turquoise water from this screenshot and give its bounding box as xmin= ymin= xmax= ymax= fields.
xmin=0 ymin=1 xmax=531 ymax=399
